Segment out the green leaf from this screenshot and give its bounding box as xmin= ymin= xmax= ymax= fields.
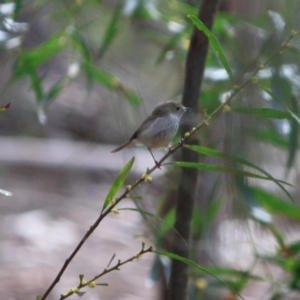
xmin=14 ymin=32 xmax=67 ymax=78
xmin=154 ymin=250 xmax=245 ymax=299
xmin=98 ymin=2 xmax=124 ymax=58
xmin=29 ymin=70 xmax=44 ymax=102
xmin=288 ymin=241 xmax=300 ymax=255
xmin=106 ymin=253 xmax=116 ymax=269
xmin=35 ymin=296 xmax=42 ymax=300
xmin=259 ymin=83 xmax=300 ymax=173
xmin=96 ymin=283 xmax=109 ymax=286
xmin=70 ymin=31 xmax=91 ymax=62
xmin=42 ymin=79 xmax=65 ymax=109
xmin=83 ymin=62 xmax=141 ymax=106
xmin=102 ymin=157 xmax=135 ymax=211
xmin=156 ymin=208 xmax=175 ymax=239
xmin=286 ymin=96 xmax=299 ymax=172
xmin=168 ymin=161 xmax=291 ymax=185
xmin=76 ymin=291 xmax=86 ymax=297
xmin=252 ymin=187 xmax=300 ymax=221
xmin=231 ymin=107 xmax=291 ymax=119
xmin=249 ymin=129 xmax=288 ymax=147
xmin=83 ymin=62 xmax=117 ymax=89
xmin=79 ymin=274 xmax=84 ymax=283
xmin=185 ymin=145 xmax=293 ymax=201
xmin=13 ymin=0 xmax=22 ymax=21
xmin=156 ymin=25 xmax=192 ymax=64
xmin=206 ymin=198 xmax=223 ymax=224
xmin=195 ymin=266 xmax=261 ymax=279
xmin=118 ymin=207 xmax=178 ymax=241
xmin=259 ymin=84 xmax=300 ymax=125
xmin=188 ymin=15 xmax=234 ymax=83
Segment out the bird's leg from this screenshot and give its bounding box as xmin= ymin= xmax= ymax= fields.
xmin=148 ymin=148 xmax=161 ymax=169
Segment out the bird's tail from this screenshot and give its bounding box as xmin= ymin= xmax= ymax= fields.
xmin=111 ymin=140 xmax=132 ymax=153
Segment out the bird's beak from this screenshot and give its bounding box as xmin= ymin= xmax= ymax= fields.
xmin=183 ymin=106 xmax=190 ymax=112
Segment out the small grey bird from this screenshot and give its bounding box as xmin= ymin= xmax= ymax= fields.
xmin=111 ymin=101 xmax=189 ymax=166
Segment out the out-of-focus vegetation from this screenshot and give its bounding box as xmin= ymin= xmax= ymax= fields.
xmin=1 ymin=0 xmax=300 ymax=299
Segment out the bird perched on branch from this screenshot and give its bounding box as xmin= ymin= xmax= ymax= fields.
xmin=111 ymin=101 xmax=189 ymax=167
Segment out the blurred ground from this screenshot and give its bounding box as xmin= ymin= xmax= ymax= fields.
xmin=0 ymin=137 xmax=168 ymax=300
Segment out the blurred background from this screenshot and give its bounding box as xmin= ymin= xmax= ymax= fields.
xmin=0 ymin=0 xmax=300 ymax=299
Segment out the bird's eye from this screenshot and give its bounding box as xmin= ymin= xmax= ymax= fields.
xmin=176 ymin=106 xmax=180 ymax=111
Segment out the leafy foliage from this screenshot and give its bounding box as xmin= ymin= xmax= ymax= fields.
xmin=1 ymin=1 xmax=300 ymax=300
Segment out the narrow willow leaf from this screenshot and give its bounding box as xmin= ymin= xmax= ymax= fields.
xmin=123 ymin=89 xmax=142 ymax=106
xmin=14 ymin=32 xmax=67 ymax=78
xmin=206 ymin=198 xmax=223 ymax=224
xmin=96 ymin=283 xmax=109 ymax=286
xmin=102 ymin=157 xmax=134 ymax=211
xmin=286 ymin=96 xmax=299 ymax=173
xmin=83 ymin=62 xmax=117 ymax=89
xmin=188 ymin=15 xmax=234 ymax=83
xmin=154 ymin=250 xmax=245 ymax=300
xmin=259 ymin=84 xmax=300 ymax=172
xmin=185 ymin=145 xmax=293 ymax=201
xmin=76 ymin=291 xmax=85 ymax=297
xmin=70 ymin=31 xmax=91 ymax=62
xmin=287 ymin=116 xmax=298 ymax=172
xmin=29 ymin=70 xmax=43 ymax=102
xmin=99 ymin=2 xmax=123 ymax=58
xmin=13 ymin=0 xmax=22 ymax=20
xmin=119 ymin=207 xmax=176 ymax=237
xmin=83 ymin=62 xmax=141 ymax=105
xmin=149 ymin=253 xmax=163 ymax=284
xmin=231 ymin=107 xmax=291 ymax=119
xmin=106 ymin=253 xmax=116 ymax=269
xmin=249 ymin=129 xmax=288 ymax=147
xmin=42 ymin=79 xmax=65 ymax=110
xmin=259 ymin=84 xmax=300 ymax=125
xmin=79 ymin=274 xmax=84 ymax=283
xmin=252 ymin=187 xmax=300 ymax=221
xmin=193 ymin=266 xmax=262 ymax=280
xmin=156 ymin=25 xmax=192 ymax=64
xmin=35 ymin=296 xmax=42 ymax=300
xmin=288 ymin=241 xmax=300 ymax=255
xmin=168 ymin=161 xmax=290 ymax=185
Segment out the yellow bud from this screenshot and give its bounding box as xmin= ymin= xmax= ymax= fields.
xmin=291 ymin=29 xmax=298 ymax=37
xmin=88 ymin=281 xmax=96 ymax=288
xmin=184 ymin=132 xmax=190 ymax=138
xmin=68 ymin=287 xmax=79 ymax=293
xmin=81 ymin=278 xmax=87 ymax=285
xmin=109 ymin=197 xmax=116 ymax=205
xmin=126 ymin=185 xmax=132 ymax=191
xmin=142 ymin=174 xmax=152 ymax=183
xmin=223 ymin=104 xmax=231 ymax=112
xmin=251 ymin=76 xmax=258 ymax=84
xmin=204 ymin=116 xmax=211 ymax=126
xmin=258 ymin=64 xmax=264 ymax=70
xmin=195 ymin=278 xmax=208 ymax=290
xmin=111 ymin=208 xmax=119 ymax=215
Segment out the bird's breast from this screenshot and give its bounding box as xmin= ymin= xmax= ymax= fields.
xmin=137 ymin=114 xmax=180 ymax=148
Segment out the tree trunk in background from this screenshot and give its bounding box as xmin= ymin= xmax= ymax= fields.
xmin=167 ymin=0 xmax=221 ymax=299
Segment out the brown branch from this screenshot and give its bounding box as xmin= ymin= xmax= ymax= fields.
xmin=59 ymin=243 xmax=153 ymax=299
